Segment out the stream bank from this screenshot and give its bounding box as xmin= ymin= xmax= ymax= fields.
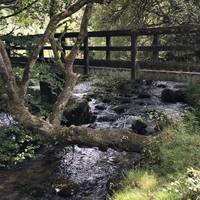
xmin=0 ymin=79 xmax=186 ymax=200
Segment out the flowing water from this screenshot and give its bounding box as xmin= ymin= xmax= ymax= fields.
xmin=0 ymin=80 xmax=185 ymax=200
xmin=0 ymin=145 xmax=140 ymax=200
xmin=75 ymin=80 xmax=185 ymax=130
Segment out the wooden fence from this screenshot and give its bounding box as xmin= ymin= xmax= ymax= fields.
xmin=2 ymin=24 xmax=200 ymax=81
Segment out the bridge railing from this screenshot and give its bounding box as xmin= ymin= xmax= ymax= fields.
xmin=2 ymin=24 xmax=200 ymax=80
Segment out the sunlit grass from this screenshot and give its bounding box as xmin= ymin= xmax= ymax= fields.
xmin=123 ymin=170 xmax=157 ymax=190
xmin=110 ymin=106 xmax=200 ymax=200
xmin=112 ymin=189 xmax=149 ymax=200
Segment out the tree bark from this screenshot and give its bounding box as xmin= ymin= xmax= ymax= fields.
xmin=49 ymin=3 xmax=93 ymax=127
xmin=61 ymin=126 xmax=155 ymax=152
xmin=0 ymin=41 xmax=19 ymax=102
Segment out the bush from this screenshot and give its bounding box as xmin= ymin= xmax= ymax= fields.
xmin=32 ymin=63 xmax=65 ymax=93
xmin=0 ymin=124 xmax=41 ymax=167
xmin=185 ymin=84 xmax=200 ymax=107
xmin=25 ymin=91 xmax=52 ymax=119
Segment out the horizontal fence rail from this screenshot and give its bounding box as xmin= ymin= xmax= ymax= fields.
xmin=2 ymin=24 xmax=200 ymax=80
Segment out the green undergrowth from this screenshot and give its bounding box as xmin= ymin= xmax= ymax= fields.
xmin=25 ymin=92 xmax=53 ymax=119
xmin=110 ymin=83 xmax=200 ymax=200
xmin=0 ymin=124 xmax=43 ymax=168
xmin=14 ymin=63 xmax=65 ymax=92
xmin=27 ymin=63 xmax=65 ymax=118
xmin=32 ymin=63 xmax=65 ymax=92
xmin=185 ymin=84 xmax=200 ymax=107
xmin=111 ymin=168 xmax=200 ymax=200
xmin=110 ymin=108 xmax=200 ymax=200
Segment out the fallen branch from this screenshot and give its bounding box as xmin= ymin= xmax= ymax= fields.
xmin=62 ymin=126 xmax=156 ymax=152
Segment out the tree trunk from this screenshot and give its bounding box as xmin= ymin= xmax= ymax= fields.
xmin=61 ymin=126 xmax=155 ymax=152
xmin=50 ymin=3 xmax=93 ymax=127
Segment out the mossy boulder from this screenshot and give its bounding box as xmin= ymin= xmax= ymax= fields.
xmin=161 ymin=89 xmax=186 ymax=103
xmin=131 ymin=118 xmax=159 ymax=135
xmin=62 ymin=98 xmax=96 ymax=126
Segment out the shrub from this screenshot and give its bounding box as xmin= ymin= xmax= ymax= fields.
xmin=0 ymin=124 xmax=41 ymax=167
xmin=32 ymin=63 xmax=65 ymax=93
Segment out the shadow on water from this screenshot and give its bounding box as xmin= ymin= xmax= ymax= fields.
xmin=0 ymin=145 xmax=140 ymax=200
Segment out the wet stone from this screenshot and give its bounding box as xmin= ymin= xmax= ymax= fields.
xmin=123 ymin=94 xmax=132 ymax=98
xmin=145 ymin=123 xmax=159 ymax=135
xmin=40 ymin=81 xmax=57 ymax=104
xmin=144 ymin=80 xmax=154 ymax=85
xmin=102 ymin=97 xmax=112 ymax=104
xmin=85 ymin=92 xmax=96 ymax=100
xmin=97 ymin=113 xmax=118 ymax=122
xmin=156 ymin=83 xmax=167 ymax=88
xmin=132 ymin=118 xmax=159 ymax=135
xmin=161 ymin=89 xmax=186 ymax=103
xmin=28 ymin=186 xmax=45 ymax=198
xmin=62 ymin=99 xmax=96 ymax=126
xmin=95 ymin=103 xmax=107 ymax=110
xmin=119 ymin=97 xmax=131 ymax=104
xmin=137 ymin=91 xmax=151 ymax=99
xmin=132 ymin=118 xmax=147 ymax=135
xmin=113 ymin=104 xmax=129 ymax=114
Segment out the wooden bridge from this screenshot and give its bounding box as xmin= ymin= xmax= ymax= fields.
xmin=2 ymin=24 xmax=200 ymax=82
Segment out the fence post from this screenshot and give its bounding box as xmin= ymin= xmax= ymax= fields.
xmin=152 ymin=33 xmax=159 ymax=62
xmin=106 ymin=35 xmax=111 ymax=66
xmin=61 ymin=36 xmax=66 ymax=61
xmin=39 ymin=48 xmax=44 ymax=59
xmin=131 ymin=31 xmax=137 ymax=81
xmin=84 ymin=35 xmax=89 ymax=75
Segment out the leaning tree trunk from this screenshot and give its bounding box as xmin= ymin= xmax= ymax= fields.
xmin=8 ymin=103 xmax=156 ymax=152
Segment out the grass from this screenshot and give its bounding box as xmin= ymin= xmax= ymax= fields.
xmin=111 ymin=170 xmax=181 ymax=200
xmin=110 ymin=84 xmax=200 ymax=200
xmin=91 ymin=70 xmax=130 ymax=87
xmin=111 ymin=119 xmax=200 ymax=199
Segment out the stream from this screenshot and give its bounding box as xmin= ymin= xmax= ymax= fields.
xmin=0 ymin=80 xmax=186 ymax=200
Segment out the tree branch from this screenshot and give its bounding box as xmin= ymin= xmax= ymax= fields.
xmin=19 ymin=0 xmax=101 ymax=99
xmin=0 ymin=0 xmax=19 ymax=9
xmin=0 ymin=41 xmax=18 ymax=101
xmin=49 ymin=3 xmax=93 ymax=127
xmin=0 ymin=0 xmax=39 ymax=20
xmin=49 ymin=35 xmax=65 ymax=73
